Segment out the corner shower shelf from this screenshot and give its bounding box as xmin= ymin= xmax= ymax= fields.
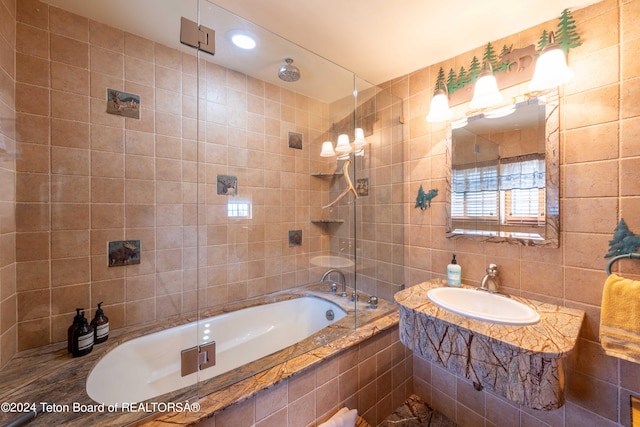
xmin=311 ymin=219 xmax=345 ymax=224
xmin=312 ymin=172 xmax=345 ymax=223
xmin=311 ymin=172 xmax=343 ymax=177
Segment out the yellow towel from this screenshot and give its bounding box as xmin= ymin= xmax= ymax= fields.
xmin=600 ymin=274 xmax=640 ymax=364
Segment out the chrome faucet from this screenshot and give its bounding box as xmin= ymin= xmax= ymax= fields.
xmin=480 ymin=264 xmax=500 ymax=293
xmin=321 ymin=268 xmax=347 ymax=297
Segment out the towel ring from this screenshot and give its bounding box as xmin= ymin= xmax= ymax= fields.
xmin=606 ymin=253 xmax=640 ymax=275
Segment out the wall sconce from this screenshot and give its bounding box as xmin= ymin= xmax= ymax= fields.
xmin=320 ymin=128 xmax=368 ymax=159
xmin=529 ymin=31 xmax=574 ymax=92
xmin=320 ymin=140 xmax=336 ymax=157
xmin=353 ymin=128 xmax=367 ymax=151
xmin=426 ymin=82 xmax=452 ymax=123
xmin=469 ymin=61 xmax=503 ymax=109
xmin=335 ymin=134 xmax=352 ymax=155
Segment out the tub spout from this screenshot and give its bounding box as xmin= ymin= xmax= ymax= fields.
xmin=321 ymin=268 xmax=347 ymax=297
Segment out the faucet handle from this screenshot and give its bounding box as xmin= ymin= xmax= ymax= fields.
xmin=487 ymin=264 xmax=498 ymax=274
xmin=368 ymin=296 xmax=378 ymax=309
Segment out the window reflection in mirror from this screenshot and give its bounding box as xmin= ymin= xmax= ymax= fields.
xmin=446 ymin=93 xmax=559 ymax=247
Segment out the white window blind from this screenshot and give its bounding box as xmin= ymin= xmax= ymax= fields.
xmin=451 ymin=165 xmax=499 ymax=218
xmin=505 ymin=188 xmax=545 ymax=224
xmin=452 ymin=157 xmax=545 ymax=224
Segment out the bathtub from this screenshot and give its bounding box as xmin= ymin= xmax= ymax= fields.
xmin=86 ymin=295 xmax=346 ymax=406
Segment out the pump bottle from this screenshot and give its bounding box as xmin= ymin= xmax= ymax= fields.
xmin=67 ymin=308 xmax=84 ymax=353
xmin=73 ymin=311 xmax=94 ymax=357
xmin=447 ymin=254 xmax=462 ymax=286
xmin=90 ymin=302 xmax=109 ymax=344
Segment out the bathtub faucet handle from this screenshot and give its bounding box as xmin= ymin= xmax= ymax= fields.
xmin=368 ymin=296 xmax=378 ymax=309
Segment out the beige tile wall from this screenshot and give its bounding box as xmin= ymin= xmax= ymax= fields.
xmin=4 ymin=0 xmax=639 ymax=425
xmin=196 ymin=325 xmax=412 ymax=427
xmin=403 ymin=0 xmax=640 ymax=425
xmin=0 ymin=0 xmax=407 ymax=372
xmin=8 ymin=0 xmax=337 ymax=352
xmin=0 ymin=0 xmax=16 ymax=368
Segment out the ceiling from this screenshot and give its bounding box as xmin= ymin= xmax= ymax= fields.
xmin=41 ymin=0 xmax=598 ymax=102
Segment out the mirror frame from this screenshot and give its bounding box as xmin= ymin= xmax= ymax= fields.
xmin=445 ymin=92 xmax=559 ymax=247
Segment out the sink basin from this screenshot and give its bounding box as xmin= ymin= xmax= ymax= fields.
xmin=427 ymin=287 xmax=540 ymax=325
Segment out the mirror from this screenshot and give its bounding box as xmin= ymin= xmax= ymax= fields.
xmin=445 ymin=92 xmax=559 ymax=247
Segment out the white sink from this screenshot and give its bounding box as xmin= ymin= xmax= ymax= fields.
xmin=426 ymin=287 xmax=540 ymax=325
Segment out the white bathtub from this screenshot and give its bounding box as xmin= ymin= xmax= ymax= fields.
xmin=86 ymin=296 xmax=346 ymax=406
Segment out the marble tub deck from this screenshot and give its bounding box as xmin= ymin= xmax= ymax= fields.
xmin=0 ymin=284 xmax=398 ymax=426
xmin=395 ymin=280 xmax=585 ymax=410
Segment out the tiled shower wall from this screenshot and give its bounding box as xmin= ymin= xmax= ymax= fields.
xmin=6 ymin=0 xmax=337 ymax=355
xmin=401 ymin=0 xmax=640 ymax=425
xmin=0 ymin=0 xmax=407 ymax=374
xmin=354 ymin=87 xmax=406 ymax=302
xmin=0 ymin=0 xmax=17 ymax=367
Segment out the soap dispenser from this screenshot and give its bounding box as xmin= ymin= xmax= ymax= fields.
xmin=90 ymin=302 xmax=109 ymax=344
xmin=72 ymin=310 xmax=94 ymax=357
xmin=67 ymin=308 xmax=83 ymax=353
xmin=447 ymin=254 xmax=462 ymax=287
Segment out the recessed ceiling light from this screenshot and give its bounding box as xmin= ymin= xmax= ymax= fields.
xmin=230 ymin=31 xmax=256 ymax=50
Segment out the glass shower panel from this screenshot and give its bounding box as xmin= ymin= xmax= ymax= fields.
xmin=34 ymin=0 xmax=204 ymax=407
xmin=194 ymin=1 xmax=359 ymax=392
xmin=181 ymin=0 xmax=202 ymax=402
xmin=32 ymin=0 xmax=403 ymax=410
xmin=353 ymin=77 xmax=405 ymax=304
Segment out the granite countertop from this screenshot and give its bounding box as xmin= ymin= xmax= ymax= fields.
xmin=394 ymin=279 xmax=585 ymax=356
xmin=0 ymin=284 xmax=398 ymax=427
xmin=395 ymin=280 xmax=585 ymax=410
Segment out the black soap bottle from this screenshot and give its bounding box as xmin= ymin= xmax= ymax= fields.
xmin=90 ymin=302 xmax=109 ymax=344
xmin=67 ymin=308 xmax=83 ymax=353
xmin=73 ymin=311 xmax=94 ymax=357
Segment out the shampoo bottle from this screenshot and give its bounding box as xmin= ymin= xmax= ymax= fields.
xmin=73 ymin=311 xmax=94 ymax=357
xmin=90 ymin=301 xmax=109 ymax=344
xmin=67 ymin=308 xmax=83 ymax=353
xmin=447 ymin=254 xmax=462 ymax=286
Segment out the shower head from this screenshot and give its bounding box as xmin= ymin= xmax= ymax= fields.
xmin=278 ymin=58 xmax=300 ymax=82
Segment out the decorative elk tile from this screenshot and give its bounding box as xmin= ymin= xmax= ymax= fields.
xmin=108 ymin=240 xmax=141 ymax=267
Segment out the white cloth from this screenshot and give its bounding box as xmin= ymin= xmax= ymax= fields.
xmin=318 ymin=407 xmax=358 ymax=427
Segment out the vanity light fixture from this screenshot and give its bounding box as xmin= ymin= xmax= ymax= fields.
xmin=424 ymin=10 xmax=581 ymax=125
xmin=469 ymin=61 xmax=503 ymax=109
xmin=426 ymin=82 xmax=453 ymax=123
xmin=529 ymin=31 xmax=574 ymax=92
xmin=320 ymin=129 xmax=368 ymax=159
